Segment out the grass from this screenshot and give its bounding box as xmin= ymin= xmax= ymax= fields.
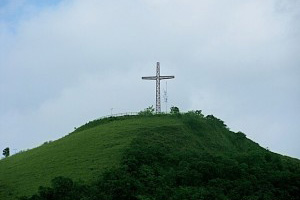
xmin=0 ymin=115 xmax=181 ymax=199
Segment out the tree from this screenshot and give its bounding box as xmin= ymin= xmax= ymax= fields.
xmin=195 ymin=110 xmax=204 ymax=117
xmin=3 ymin=147 xmax=10 ymax=158
xmin=170 ymin=106 xmax=180 ymax=115
xmin=138 ymin=106 xmax=155 ymax=116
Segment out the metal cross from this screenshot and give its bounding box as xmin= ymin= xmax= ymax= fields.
xmin=142 ymin=62 xmax=175 ymax=113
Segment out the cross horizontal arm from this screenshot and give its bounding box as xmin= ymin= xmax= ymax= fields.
xmin=142 ymin=76 xmax=156 ymax=80
xmin=159 ymin=76 xmax=175 ymax=80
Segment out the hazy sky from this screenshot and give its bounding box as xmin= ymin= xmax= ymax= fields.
xmin=0 ymin=0 xmax=299 ymax=158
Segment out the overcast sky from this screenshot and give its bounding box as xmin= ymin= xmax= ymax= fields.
xmin=0 ymin=0 xmax=299 ymax=158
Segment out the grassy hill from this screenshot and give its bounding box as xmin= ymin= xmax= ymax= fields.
xmin=0 ymin=115 xmax=180 ymax=199
xmin=0 ymin=112 xmax=299 ymax=200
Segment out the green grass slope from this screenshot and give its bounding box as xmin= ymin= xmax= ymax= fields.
xmin=1 ymin=113 xmax=299 ymax=200
xmin=0 ymin=116 xmax=181 ymax=199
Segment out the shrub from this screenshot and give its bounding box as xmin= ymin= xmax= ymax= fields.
xmin=138 ymin=106 xmax=155 ymax=116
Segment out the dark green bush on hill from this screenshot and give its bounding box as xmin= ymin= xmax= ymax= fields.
xmin=2 ymin=147 xmax=10 ymax=158
xmin=170 ymin=106 xmax=180 ymax=115
xmin=19 ymin=113 xmax=300 ymax=200
xmin=19 ymin=177 xmax=89 ymax=200
xmin=138 ymin=106 xmax=155 ymax=116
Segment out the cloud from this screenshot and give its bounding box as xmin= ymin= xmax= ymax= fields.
xmin=0 ymin=0 xmax=299 ymax=158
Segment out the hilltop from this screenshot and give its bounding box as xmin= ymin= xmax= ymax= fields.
xmin=0 ymin=111 xmax=299 ymax=200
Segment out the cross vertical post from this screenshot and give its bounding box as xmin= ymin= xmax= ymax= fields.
xmin=142 ymin=62 xmax=175 ymax=113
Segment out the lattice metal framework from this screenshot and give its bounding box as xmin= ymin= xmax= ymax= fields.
xmin=142 ymin=62 xmax=175 ymax=113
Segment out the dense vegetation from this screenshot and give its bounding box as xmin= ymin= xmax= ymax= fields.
xmin=15 ymin=112 xmax=300 ymax=200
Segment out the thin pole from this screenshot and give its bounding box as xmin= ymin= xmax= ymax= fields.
xmin=165 ymin=81 xmax=168 ymax=113
xmin=156 ymin=62 xmax=161 ymax=113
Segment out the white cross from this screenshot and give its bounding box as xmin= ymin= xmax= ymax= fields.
xmin=142 ymin=62 xmax=175 ymax=113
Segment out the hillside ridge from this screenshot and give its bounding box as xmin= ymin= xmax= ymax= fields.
xmin=1 ymin=112 xmax=299 ymax=200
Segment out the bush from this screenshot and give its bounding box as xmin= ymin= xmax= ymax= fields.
xmin=170 ymin=106 xmax=180 ymax=115
xmin=2 ymin=147 xmax=9 ymax=158
xmin=138 ymin=106 xmax=155 ymax=116
xmin=19 ymin=177 xmax=89 ymax=200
